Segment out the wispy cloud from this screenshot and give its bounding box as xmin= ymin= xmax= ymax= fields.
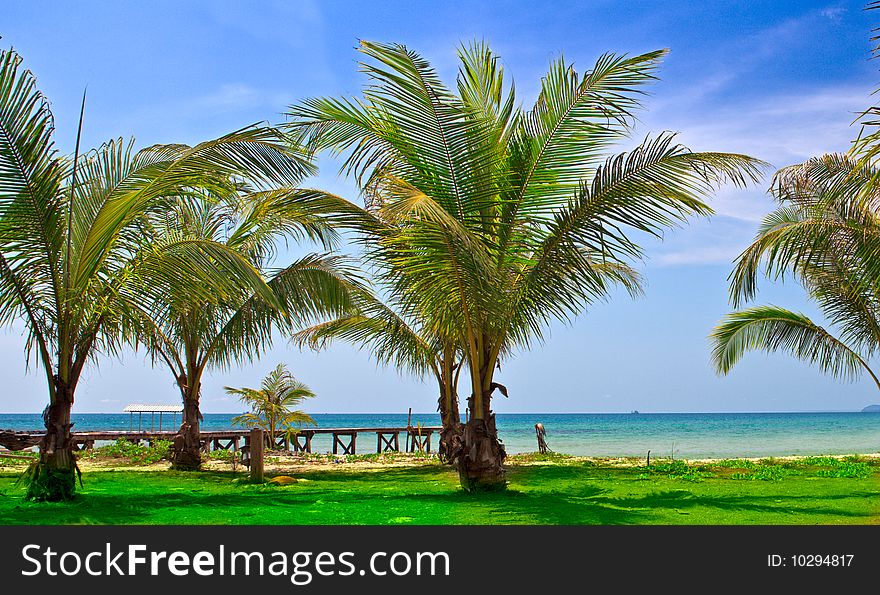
xmin=628 ymin=81 xmax=868 ymax=268
xmin=653 ymin=84 xmax=869 ymax=164
xmin=819 ymin=5 xmax=847 ymax=21
xmin=653 ymin=245 xmax=744 ymax=267
xmin=174 ymin=84 xmax=293 ymax=118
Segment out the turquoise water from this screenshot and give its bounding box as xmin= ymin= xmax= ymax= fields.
xmin=3 ymin=412 xmax=879 ymax=458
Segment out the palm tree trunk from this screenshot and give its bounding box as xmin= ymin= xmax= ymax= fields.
xmin=27 ymin=384 xmax=78 ymax=501
xmin=171 ymin=374 xmax=203 ymax=471
xmin=457 ymin=354 xmax=506 ymax=491
xmin=436 ymin=363 xmax=462 ymax=464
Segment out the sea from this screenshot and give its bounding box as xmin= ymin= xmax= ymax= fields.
xmin=2 ymin=412 xmax=879 ymax=459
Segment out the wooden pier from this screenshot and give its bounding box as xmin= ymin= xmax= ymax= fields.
xmin=0 ymin=426 xmax=441 ymax=455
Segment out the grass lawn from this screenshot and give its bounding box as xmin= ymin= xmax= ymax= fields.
xmin=1 ymin=454 xmax=878 ymax=525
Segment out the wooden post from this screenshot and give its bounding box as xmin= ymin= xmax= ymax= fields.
xmin=249 ymin=428 xmax=264 ymax=483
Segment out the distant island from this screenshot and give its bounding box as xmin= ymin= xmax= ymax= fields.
xmin=861 ymin=404 xmax=880 ymax=412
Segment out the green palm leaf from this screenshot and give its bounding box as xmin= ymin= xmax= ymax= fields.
xmin=710 ymin=306 xmax=880 ymax=389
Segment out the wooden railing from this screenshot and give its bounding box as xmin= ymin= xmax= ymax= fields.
xmin=0 ymin=426 xmax=442 ymax=455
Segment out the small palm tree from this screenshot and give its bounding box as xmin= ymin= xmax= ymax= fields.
xmin=136 ymin=186 xmax=363 ymax=470
xmin=0 ymin=49 xmax=299 ymax=500
xmin=228 ymin=364 xmax=317 ymax=447
xmin=711 ymin=154 xmax=880 ymax=389
xmin=288 ymin=41 xmax=764 ymax=490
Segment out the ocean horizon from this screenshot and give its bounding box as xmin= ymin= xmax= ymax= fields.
xmin=2 ymin=411 xmax=878 ymax=459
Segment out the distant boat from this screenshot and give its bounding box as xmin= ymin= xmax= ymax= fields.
xmin=630 ymin=410 xmax=640 ymax=414
xmin=861 ymin=404 xmax=880 ymax=413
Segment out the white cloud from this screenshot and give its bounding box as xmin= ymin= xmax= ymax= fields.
xmin=630 ymin=78 xmax=871 ymax=264
xmin=653 ymin=245 xmax=744 ymax=267
xmin=819 ymin=6 xmax=847 ymax=21
xmin=641 ymin=83 xmax=870 ymax=166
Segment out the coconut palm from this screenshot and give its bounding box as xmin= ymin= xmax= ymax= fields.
xmin=711 ymin=154 xmax=880 ymax=389
xmin=228 ymin=364 xmax=317 ymax=448
xmin=287 ymin=41 xmax=764 ymax=490
xmin=136 ymin=189 xmax=363 ymax=470
xmin=292 ymin=291 xmax=465 ymax=460
xmin=0 ymin=48 xmax=312 ymax=500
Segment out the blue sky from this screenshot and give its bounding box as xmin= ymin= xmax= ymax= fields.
xmin=2 ymin=0 xmax=879 ymax=414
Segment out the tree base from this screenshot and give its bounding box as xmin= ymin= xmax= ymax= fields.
xmin=25 ymin=456 xmax=78 ymax=502
xmin=29 ymin=401 xmax=79 ymax=501
xmin=456 ymin=417 xmax=506 ymax=492
xmin=170 ymin=426 xmax=202 ymax=471
xmin=170 ymin=453 xmax=202 ymax=471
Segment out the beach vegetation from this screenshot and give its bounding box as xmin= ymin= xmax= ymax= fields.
xmin=129 ymin=151 xmax=363 ymax=472
xmin=228 ymin=363 xmax=318 ymax=447
xmin=77 ymin=439 xmax=172 ymax=466
xmin=711 ymin=111 xmax=880 ymax=393
xmin=0 ymin=48 xmax=328 ymax=500
xmin=287 ymin=41 xmax=764 ymax=491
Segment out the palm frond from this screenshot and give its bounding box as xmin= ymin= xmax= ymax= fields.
xmin=0 ymin=49 xmax=64 ymax=338
xmin=292 ymin=289 xmax=438 ymax=377
xmin=710 ymin=306 xmax=879 ymax=389
xmin=205 ymin=253 xmax=363 ymax=370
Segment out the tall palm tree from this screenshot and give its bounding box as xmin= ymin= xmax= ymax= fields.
xmin=292 ymin=291 xmax=465 ymax=460
xmin=228 ymin=363 xmax=317 ymax=447
xmin=711 ymin=154 xmax=880 ymax=390
xmin=0 ymin=48 xmax=310 ymax=500
xmin=288 ymin=41 xmax=764 ymax=490
xmin=137 ymin=189 xmax=363 ymax=470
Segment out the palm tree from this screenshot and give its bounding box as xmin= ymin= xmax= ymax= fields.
xmin=136 ymin=189 xmax=363 ymax=470
xmin=228 ymin=364 xmax=317 ymax=448
xmin=0 ymin=48 xmax=311 ymax=500
xmin=288 ymin=41 xmax=764 ymax=490
xmin=292 ymin=291 xmax=465 ymax=460
xmin=711 ymin=154 xmax=880 ymax=390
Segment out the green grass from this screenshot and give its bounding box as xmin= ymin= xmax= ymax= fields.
xmin=0 ymin=457 xmax=877 ymax=525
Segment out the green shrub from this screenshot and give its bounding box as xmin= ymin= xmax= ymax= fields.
xmin=641 ymin=459 xmax=713 ymax=481
xmin=815 ymin=462 xmax=871 ymax=479
xmin=730 ymin=465 xmax=793 ymax=481
xmin=78 ymin=439 xmax=171 ymax=465
xmin=512 ymin=452 xmax=575 ymax=464
xmin=797 ymin=456 xmax=840 ymax=467
xmin=205 ymin=449 xmax=237 ymax=462
xmin=0 ymin=452 xmax=37 ymax=467
xmin=711 ymin=459 xmax=758 ymax=470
